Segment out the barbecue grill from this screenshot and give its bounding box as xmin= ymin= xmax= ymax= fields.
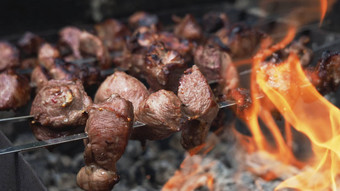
xmin=1 ymin=0 xmax=340 ymax=190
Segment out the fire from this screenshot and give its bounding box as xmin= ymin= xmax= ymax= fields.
xmin=257 ymin=53 xmax=340 ymax=190
xmin=320 ymin=0 xmax=328 ymax=25
xmin=236 ymin=21 xmax=340 ymax=189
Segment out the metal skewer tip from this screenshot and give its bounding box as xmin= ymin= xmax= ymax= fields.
xmin=0 ymin=115 xmax=34 ymax=123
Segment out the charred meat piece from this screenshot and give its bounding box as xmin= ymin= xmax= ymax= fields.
xmin=314 ymin=51 xmax=340 ymax=94
xmin=178 ymin=65 xmax=219 ymax=150
xmin=132 ymin=90 xmax=184 ymax=141
xmin=173 ymin=14 xmax=202 ymax=40
xmin=126 ymin=26 xmax=158 ymax=54
xmin=77 ymin=94 xmax=133 ymax=191
xmin=158 ymin=32 xmax=194 ymax=62
xmin=31 ymin=65 xmax=50 ymax=91
xmin=194 ymin=45 xmax=239 ymax=93
xmin=0 ymin=70 xmax=31 ymax=110
xmin=0 ymin=42 xmax=20 ymax=71
xmin=202 ymin=12 xmax=229 ymax=33
xmin=95 ymin=19 xmax=130 ymax=51
xmin=144 ymin=43 xmax=187 ymax=92
xmin=38 ymin=43 xmax=60 ymax=70
xmin=225 ymin=88 xmax=252 ymax=119
xmin=94 ymin=71 xmax=149 ymax=114
xmin=59 ymin=27 xmax=82 ymax=58
xmin=79 ymin=31 xmax=111 ymax=69
xmin=213 ymin=24 xmax=266 ymax=58
xmin=128 ymin=11 xmax=160 ymax=29
xmin=30 ymin=79 xmax=92 ymax=129
xmin=17 ymin=32 xmax=44 ymax=56
xmin=32 ymin=58 xmax=101 ymax=90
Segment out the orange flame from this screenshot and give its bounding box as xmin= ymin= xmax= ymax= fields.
xmin=257 ymin=53 xmax=340 ymax=190
xmin=320 ymin=0 xmax=328 ymax=26
xmin=236 ymin=22 xmax=340 ymax=189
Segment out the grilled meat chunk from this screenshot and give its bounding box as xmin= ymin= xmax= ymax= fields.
xmin=0 ymin=42 xmax=20 ymax=71
xmin=59 ymin=27 xmax=82 ymax=59
xmin=314 ymin=51 xmax=340 ymax=94
xmin=194 ymin=45 xmax=239 ymax=93
xmin=30 ymin=79 xmax=92 ymax=129
xmin=128 ymin=11 xmax=160 ymax=29
xmin=94 ymin=71 xmax=149 ymax=115
xmin=178 ymin=65 xmax=219 ymax=150
xmin=212 ymin=24 xmax=266 ymax=58
xmin=17 ymin=32 xmax=44 ymax=56
xmin=173 ymin=14 xmax=202 ymax=40
xmin=0 ymin=70 xmax=31 ymax=110
xmin=132 ymin=90 xmax=184 ymax=141
xmin=77 ymin=94 xmax=133 ymax=191
xmin=225 ymin=88 xmax=252 ymax=119
xmin=95 ymin=19 xmax=130 ymax=51
xmin=79 ymin=31 xmax=111 ymax=69
xmin=31 ymin=65 xmax=50 ymax=91
xmin=38 ymin=43 xmax=60 ymax=70
xmin=144 ymin=43 xmax=187 ymax=92
xmin=202 ymin=12 xmax=229 ymax=33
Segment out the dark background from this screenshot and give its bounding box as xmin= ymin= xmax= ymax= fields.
xmin=0 ymin=0 xmax=234 ymax=37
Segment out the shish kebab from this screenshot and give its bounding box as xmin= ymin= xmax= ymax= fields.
xmin=0 ymin=98 xmax=250 ymax=156
xmin=0 ymin=12 xmax=336 ymax=156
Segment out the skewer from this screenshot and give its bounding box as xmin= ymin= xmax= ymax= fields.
xmin=0 ymin=97 xmax=261 ymax=156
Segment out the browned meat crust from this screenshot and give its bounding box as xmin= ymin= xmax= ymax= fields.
xmin=144 ymin=43 xmax=187 ymax=92
xmin=95 ymin=19 xmax=131 ymax=51
xmin=132 ymin=90 xmax=184 ymax=141
xmin=0 ymin=70 xmax=31 ymax=110
xmin=194 ymin=45 xmax=239 ymax=94
xmin=94 ymin=71 xmax=149 ymax=115
xmin=77 ymin=94 xmax=134 ymax=191
xmin=178 ymin=65 xmax=219 ymax=150
xmin=17 ymin=32 xmax=44 ymax=56
xmin=0 ymin=42 xmax=20 ymax=71
xmin=30 ymin=79 xmax=92 ymax=129
xmin=173 ymin=14 xmax=202 ymax=40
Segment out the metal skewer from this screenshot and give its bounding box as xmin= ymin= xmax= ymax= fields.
xmin=0 ymin=97 xmax=256 ymax=156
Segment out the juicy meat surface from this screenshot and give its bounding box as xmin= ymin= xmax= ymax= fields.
xmin=77 ymin=94 xmax=134 ymax=191
xmin=0 ymin=42 xmax=20 ymax=71
xmin=0 ymin=70 xmax=31 ymax=110
xmin=194 ymin=45 xmax=239 ymax=93
xmin=144 ymin=43 xmax=187 ymax=92
xmin=30 ymin=79 xmax=92 ymax=128
xmin=59 ymin=27 xmax=82 ymax=58
xmin=17 ymin=32 xmax=44 ymax=56
xmin=79 ymin=31 xmax=111 ymax=69
xmin=94 ymin=71 xmax=149 ymax=115
xmin=178 ymin=65 xmax=219 ymax=150
xmin=95 ymin=19 xmax=130 ymax=51
xmin=173 ymin=14 xmax=202 ymax=40
xmin=132 ymin=90 xmax=184 ymax=141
